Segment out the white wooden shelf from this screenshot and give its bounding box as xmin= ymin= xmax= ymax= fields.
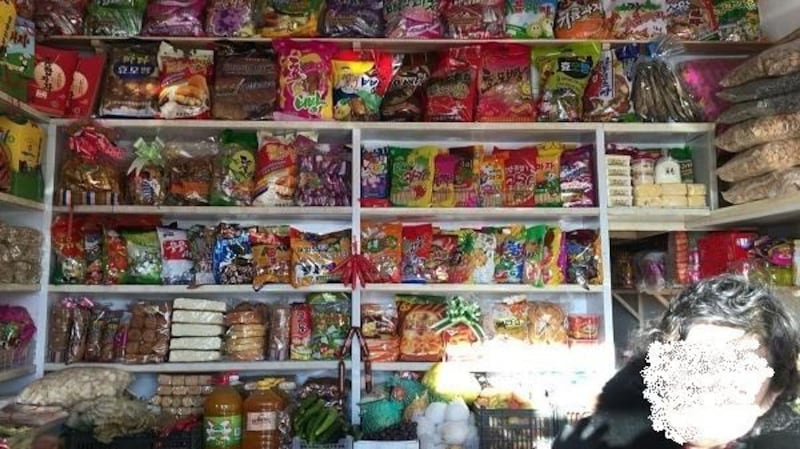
xmin=0 ymin=365 xmax=35 ymax=383
xmin=371 ymin=359 xmax=604 ymax=373
xmin=608 ymin=208 xmax=710 ymax=231
xmin=363 ymin=284 xmax=602 ymax=294
xmin=52 ymin=205 xmax=352 ymax=220
xmin=48 ymin=284 xmax=350 ymax=294
xmin=0 ymin=90 xmax=51 ymax=123
xmin=360 ymin=207 xmax=599 ymax=221
xmin=692 ymin=194 xmax=800 ymax=229
xmin=0 ymin=192 xmax=45 ymax=212
xmin=45 ymin=361 xmax=343 ymax=373
xmin=0 ymin=284 xmax=40 ymax=293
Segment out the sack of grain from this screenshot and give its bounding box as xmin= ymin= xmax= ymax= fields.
xmin=715 ymin=112 xmax=800 ymax=152
xmin=718 ymin=91 xmax=800 ymax=124
xmin=721 ymin=38 xmax=800 ymax=88
xmin=722 ymin=167 xmax=800 ymax=205
xmin=717 ymin=139 xmax=800 ymax=182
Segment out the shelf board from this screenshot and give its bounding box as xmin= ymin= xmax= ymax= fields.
xmin=0 ymin=90 xmax=51 ymax=123
xmin=52 ymin=205 xmax=352 ymax=220
xmin=44 ymin=361 xmax=343 ymax=373
xmin=363 ymin=284 xmax=602 ymax=294
xmin=0 ymin=365 xmax=35 ymax=383
xmin=0 ymin=192 xmax=45 ymax=212
xmin=602 ymin=122 xmax=716 ymax=134
xmin=0 ymin=284 xmax=40 ymax=293
xmin=692 ymin=194 xmax=800 ymax=229
xmin=371 ymin=359 xmax=604 ymax=373
xmin=360 ymin=207 xmax=599 ymax=221
xmin=608 ymin=208 xmax=710 ymax=232
xmin=48 ymin=284 xmax=350 ymax=294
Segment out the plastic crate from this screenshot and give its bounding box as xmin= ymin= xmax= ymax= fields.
xmin=64 ymin=429 xmax=154 ymax=449
xmin=292 ymin=436 xmax=353 ymax=449
xmin=354 ymin=441 xmax=418 ymax=449
xmin=476 ymin=409 xmax=567 ymax=449
xmin=156 ymin=427 xmax=202 ymax=449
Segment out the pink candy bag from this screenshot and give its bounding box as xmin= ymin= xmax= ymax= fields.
xmin=274 ymin=39 xmax=338 ymax=121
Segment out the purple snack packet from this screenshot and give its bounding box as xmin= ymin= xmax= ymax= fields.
xmin=322 ymin=0 xmax=385 ymax=37
xmin=560 ymin=144 xmax=596 ymax=208
xmin=142 ymin=0 xmax=207 ymax=36
xmin=361 ymin=146 xmax=389 ymax=205
xmin=295 ymin=144 xmax=352 ymax=207
xmin=205 ymin=0 xmax=255 ymax=36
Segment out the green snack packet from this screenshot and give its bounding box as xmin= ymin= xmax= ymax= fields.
xmin=122 ymin=230 xmax=162 ymax=284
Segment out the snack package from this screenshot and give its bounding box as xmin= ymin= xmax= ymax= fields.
xmin=384 ymin=0 xmax=442 ymax=37
xmin=84 ymin=305 xmax=108 ymax=362
xmin=85 ymin=0 xmax=147 ymax=36
xmin=441 ymin=0 xmax=504 ymax=39
xmin=48 ymin=300 xmax=71 ymax=362
xmin=28 ymin=46 xmax=79 ymax=116
xmin=425 ymin=48 xmax=480 ymax=122
xmin=253 ymin=131 xmax=304 ymax=206
xmin=389 ymin=146 xmax=438 ymax=207
xmin=290 ymin=303 xmax=313 ymax=360
xmin=84 ymin=227 xmax=103 ymax=284
xmin=397 ymin=295 xmax=446 ymax=362
xmin=583 ymin=45 xmax=637 ymax=122
xmin=535 ymin=42 xmax=600 ymax=122
xmin=534 ymin=142 xmax=562 ymax=207
xmin=479 ymin=152 xmax=507 ymax=207
xmin=99 ymin=44 xmax=160 ymax=118
xmin=361 ymin=303 xmax=398 ymax=339
xmin=66 ymin=300 xmax=91 ymax=364
xmin=103 ymin=227 xmax=127 ymax=285
xmin=157 ymin=227 xmax=193 ymax=285
xmin=365 ymin=337 xmax=400 ymax=362
xmin=486 ymin=296 xmax=528 ymax=341
xmin=164 ymin=141 xmax=216 ymax=206
xmin=34 ymin=0 xmax=87 ymax=35
xmin=269 ymin=304 xmax=291 ymax=360
xmin=451 ymin=146 xmax=480 ymax=207
xmin=307 ymin=292 xmax=351 ymax=360
xmin=125 ymin=301 xmax=172 ymax=364
xmin=189 ymin=225 xmax=216 ymax=286
xmin=493 ymin=225 xmax=526 ymax=284
xmin=123 ymin=229 xmax=162 ymax=285
xmin=257 ymin=0 xmax=323 ymax=37
xmin=251 ymin=226 xmax=291 ymax=288
xmin=426 ymin=230 xmax=458 ymax=283
xmin=380 ymin=54 xmax=431 ymax=122
xmin=205 ymin=0 xmax=256 ymax=36
xmin=565 ymin=229 xmax=601 ymax=286
xmin=67 ymin=54 xmax=106 ymax=118
xmin=712 ymin=0 xmax=759 ymax=42
xmin=361 ymin=146 xmax=390 ymax=207
xmin=362 ymin=222 xmax=402 ymax=283
xmin=142 ymin=0 xmax=206 ymax=36
xmin=554 ymin=0 xmax=607 ymax=39
xmin=322 ymin=0 xmax=384 ymax=37
xmin=0 ymin=116 xmax=43 ymax=202
xmin=295 ymin=144 xmax=352 ymax=206
xmin=448 ymin=229 xmax=475 ymax=284
xmin=210 ymin=130 xmax=257 ymax=206
xmin=213 ymin=223 xmax=255 ymax=285
xmin=332 ymin=50 xmax=393 ymax=122
xmin=499 ymin=147 xmax=536 ymax=207
xmin=528 ymin=302 xmax=567 ymax=344
xmin=478 ymin=44 xmax=534 ymax=122
xmin=401 ymin=224 xmax=432 ymax=283
xmin=52 ymin=216 xmax=85 ymax=284
xmin=432 ymin=153 xmax=457 ymax=207
xmin=290 ymin=228 xmax=351 ymax=287
xmin=664 ymin=0 xmax=716 ymax=40
xmin=213 ymin=45 xmax=277 ymax=120
xmin=127 ymin=137 xmax=166 ymax=206
xmin=58 ymin=125 xmax=124 ymax=206
xmin=274 ymin=39 xmax=337 ymax=120
xmin=545 ymin=227 xmax=567 ymax=285
xmin=560 ymin=145 xmax=595 ymax=207
xmin=607 ymin=0 xmax=666 ymax=39
xmin=505 ymin=0 xmax=556 ymax=38
xmin=523 ymin=225 xmax=547 ymax=286
xmin=157 ymin=42 xmax=213 ymax=119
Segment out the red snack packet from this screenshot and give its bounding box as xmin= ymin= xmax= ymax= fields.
xmin=401 ymin=223 xmax=432 ymax=283
xmin=442 ymin=0 xmax=505 ymax=38
xmin=68 ymin=54 xmax=106 ymax=118
xmin=361 ymin=222 xmax=403 ymax=283
xmin=478 ymin=43 xmax=534 ymax=122
xmin=290 ymin=303 xmax=313 ymax=360
xmin=426 ymin=230 xmax=458 ymax=283
xmin=498 ymin=147 xmax=537 ymax=207
xmin=28 ymin=45 xmax=79 ymax=116
xmin=425 ymin=47 xmax=480 ymax=122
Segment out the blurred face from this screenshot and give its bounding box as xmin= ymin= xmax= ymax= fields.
xmin=642 ymin=324 xmax=777 ymax=449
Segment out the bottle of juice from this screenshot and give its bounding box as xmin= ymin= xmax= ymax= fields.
xmin=205 ymin=373 xmax=243 ymax=449
xmin=242 ymin=380 xmax=287 ymax=449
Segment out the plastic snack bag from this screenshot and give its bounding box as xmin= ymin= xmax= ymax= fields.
xmin=560 ymin=145 xmax=595 ymax=207
xmin=332 ymin=50 xmax=393 ymax=122
xmin=85 ymin=0 xmax=147 ymax=37
xmin=51 ymin=215 xmax=85 ymax=284
xmin=493 ymin=225 xmax=526 ymax=284
xmin=361 ymin=222 xmax=402 ymax=283
xmin=189 ymin=225 xmax=216 ymax=285
xmin=274 ymin=39 xmax=338 ymax=120
xmin=498 ymin=147 xmax=536 ymax=207
xmin=432 ymin=153 xmax=457 ymax=207
xmin=554 ymin=0 xmax=608 ymax=39
xmin=205 ymin=0 xmax=256 ymax=36
xmin=565 ymin=229 xmax=601 ymax=286
xmin=664 ymin=0 xmax=717 ymax=40
xmin=34 ymin=0 xmax=88 ymax=35
xmin=535 ymin=42 xmax=600 ymax=122
xmin=534 ymin=142 xmax=562 ymax=207
xmin=524 ymin=224 xmax=547 ymax=286
xmin=425 ymin=47 xmax=480 ymax=122
xmin=471 ymin=230 xmax=496 ymax=284
xmin=384 ymin=0 xmax=442 ymax=37
xmin=210 ymin=130 xmax=257 ymax=206
xmin=127 ymin=137 xmax=166 ymax=206
xmin=257 ymin=0 xmax=323 ymax=37
xmin=401 ymin=224 xmax=432 ymax=283
xmin=543 ymin=226 xmax=565 ymax=285
xmin=712 ymin=0 xmax=760 ymax=42
xmin=252 ymin=226 xmax=291 ymax=288
xmin=361 ymin=146 xmax=390 ymax=207
xmin=583 ymin=45 xmax=637 ymax=122
xmin=479 ymin=151 xmax=507 ymax=208
xmin=505 ymin=0 xmax=556 ymax=38
xmin=28 ymin=46 xmax=79 ymax=116
xmin=252 ymin=131 xmax=307 ymax=207
xmin=441 ymin=0 xmax=504 ymax=38
xmin=295 ymin=144 xmax=352 ymax=207
xmin=487 ymin=296 xmax=528 ymax=341
xmin=123 ymin=229 xmax=162 ymax=285
xmin=164 ymin=140 xmax=216 ymax=206
xmin=157 ymin=227 xmax=193 ymax=285
xmin=389 ymin=146 xmax=438 ymax=207
xmin=290 ymin=228 xmax=351 ymax=287
xmin=142 ymin=0 xmax=206 ymax=36
xmin=102 ymin=227 xmax=127 ymax=285
xmin=607 ymin=0 xmax=667 ymax=40
xmin=213 ymin=45 xmax=277 ymax=120
xmin=426 ymin=231 xmax=458 ymax=283
xmin=380 ymin=54 xmax=431 ymax=122
xmin=451 ymin=146 xmax=480 ymax=207
xmin=99 ymin=44 xmax=160 ymax=118
xmin=322 ymin=0 xmax=384 ymax=37
xmin=397 ymin=295 xmax=446 ymax=362
xmin=478 ymin=43 xmax=535 ymax=122
xmin=157 ymin=42 xmax=213 ymax=119
xmin=308 ymin=292 xmax=351 ymax=360
xmin=214 ymin=223 xmax=256 ymax=285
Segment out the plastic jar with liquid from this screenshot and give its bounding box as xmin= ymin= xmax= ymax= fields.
xmin=242 ymin=383 xmax=287 ymax=449
xmin=205 ymin=374 xmax=244 ymax=449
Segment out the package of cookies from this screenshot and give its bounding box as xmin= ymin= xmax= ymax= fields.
xmin=125 ymin=301 xmax=172 ymax=364
xmin=156 ymin=42 xmax=213 ymax=119
xmin=99 ymin=44 xmax=160 ymax=118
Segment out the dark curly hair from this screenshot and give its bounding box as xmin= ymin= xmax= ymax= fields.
xmin=636 ymin=275 xmax=800 ymax=401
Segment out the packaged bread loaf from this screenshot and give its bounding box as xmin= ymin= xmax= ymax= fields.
xmin=125 ymin=301 xmax=172 ymax=363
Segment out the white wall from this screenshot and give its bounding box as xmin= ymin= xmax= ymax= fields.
xmin=760 ymin=0 xmax=800 ymax=40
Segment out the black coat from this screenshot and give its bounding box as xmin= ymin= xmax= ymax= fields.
xmin=554 ymin=356 xmax=800 ymax=449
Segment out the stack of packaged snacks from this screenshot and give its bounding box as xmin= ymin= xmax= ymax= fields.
xmin=0 ymin=222 xmax=41 ymax=285
xmin=126 ymin=301 xmax=172 ymax=363
xmin=150 ymin=374 xmax=213 ymax=417
xmin=169 ymin=298 xmax=225 ymax=362
xmin=224 ymin=302 xmax=267 ymax=361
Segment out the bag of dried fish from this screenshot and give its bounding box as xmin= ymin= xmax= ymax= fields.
xmin=631 ymin=37 xmax=701 ymax=123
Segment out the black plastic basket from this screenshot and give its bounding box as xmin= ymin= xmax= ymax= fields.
xmin=156 ymin=427 xmax=202 ymax=449
xmin=476 ymin=409 xmax=567 ymax=449
xmin=64 ymin=429 xmax=154 ymax=449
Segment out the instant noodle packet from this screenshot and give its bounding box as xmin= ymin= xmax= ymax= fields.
xmin=535 ymin=142 xmax=562 ymax=206
xmin=274 ymin=39 xmax=337 ymax=120
xmin=397 ymin=295 xmax=446 ymax=362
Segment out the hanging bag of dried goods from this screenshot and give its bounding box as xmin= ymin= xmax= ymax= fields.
xmin=425 ymin=47 xmax=480 ymax=122
xmin=86 ymin=0 xmax=147 ymax=36
xmin=308 ymin=292 xmax=351 ymax=360
xmin=554 ymin=0 xmax=607 ymax=38
xmin=214 ymin=223 xmax=255 ymax=284
xmin=164 ymin=140 xmax=216 ymax=206
xmin=712 ymin=0 xmax=759 ymax=42
xmin=213 ymin=45 xmax=277 ymax=120
xmin=384 ymin=0 xmax=441 ymax=37
xmin=99 ymin=44 xmax=160 ymax=118
xmin=205 ymin=0 xmax=256 ymax=36
xmin=441 ymin=0 xmax=504 ymax=38
xmin=274 ymin=39 xmax=337 ymax=120
xmin=664 ymin=0 xmax=716 ymax=40
xmin=157 ymin=226 xmax=193 ymax=285
xmin=534 ymin=142 xmax=562 ymax=206
xmin=389 ymin=145 xmax=438 ymax=207
xmin=397 ymin=295 xmax=446 ymax=362
xmin=210 ymin=130 xmax=257 ymax=206
xmin=361 ymin=146 xmax=390 ymax=207
xmin=505 ymin=0 xmax=556 ymax=38
xmin=631 ymin=38 xmax=702 ymax=123
xmin=477 ymin=43 xmax=534 ymax=122
xmin=322 ymin=0 xmax=384 ymax=37
xmin=493 ymin=225 xmax=526 ymax=284
xmin=257 ymin=0 xmax=323 ymax=37
xmin=381 ymin=53 xmax=431 ymax=122
xmin=560 ymin=145 xmax=595 ymax=207
xmin=715 ymin=112 xmax=800 ymax=153
xmin=142 ymin=0 xmax=206 ymax=36
xmin=290 ymin=228 xmax=351 ymax=287
xmin=582 ymin=45 xmax=637 ymax=122
xmin=607 ymin=0 xmax=667 ymax=40
xmin=252 ymin=225 xmax=291 ymax=289
xmin=496 ymin=147 xmax=536 ymax=207
xmin=332 ymin=50 xmax=393 ymax=122
xmin=27 ymin=46 xmax=79 ymax=116
xmin=52 ymin=215 xmax=86 ymax=284
xmin=401 ymin=223 xmax=432 ymax=283
xmin=253 ymin=131 xmax=310 ymax=206
xmin=565 ymin=229 xmax=601 ymax=287
xmin=0 ymin=116 xmax=44 ymax=201
xmin=295 ymin=144 xmax=352 ymax=206
xmin=361 ymin=222 xmax=402 ymax=283
xmin=535 ymin=43 xmax=600 ymax=122
xmin=58 ymin=123 xmax=125 ymax=206
xmin=123 ymin=229 xmax=162 ymax=284
xmin=127 ymin=137 xmax=166 ymax=206
xmin=157 ymin=42 xmax=213 ymax=119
